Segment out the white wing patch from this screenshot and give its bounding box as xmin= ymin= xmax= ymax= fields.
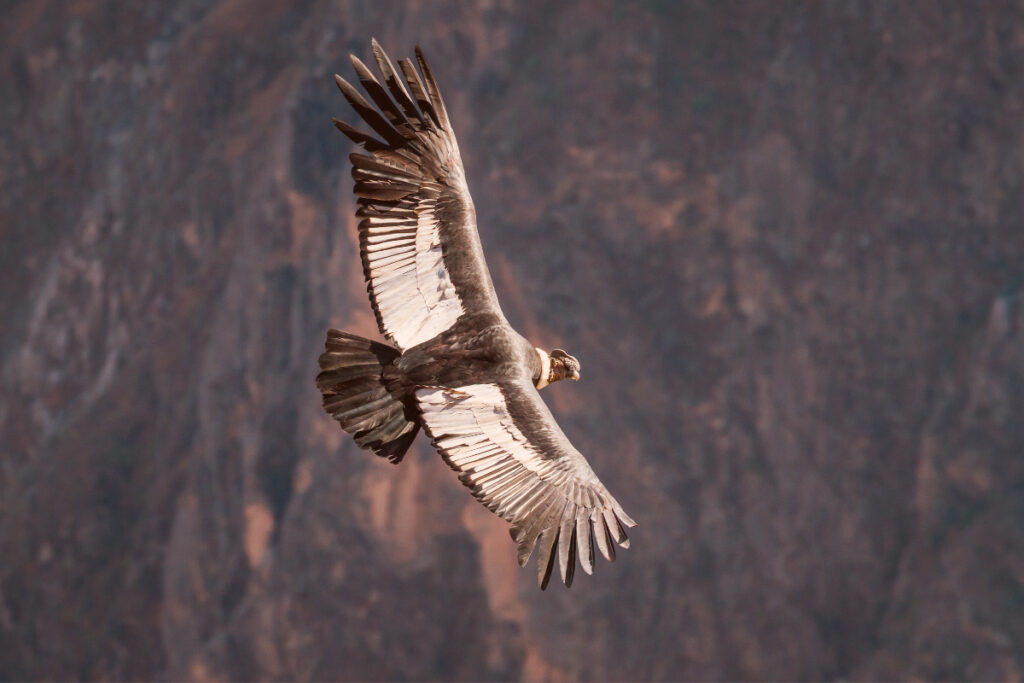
xmin=416 ymin=382 xmax=635 ymax=588
xmin=418 ymin=384 xmax=553 ymax=478
xmin=364 ymin=195 xmax=464 ymax=349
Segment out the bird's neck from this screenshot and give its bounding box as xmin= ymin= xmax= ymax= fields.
xmin=534 ymin=347 xmax=551 ymax=389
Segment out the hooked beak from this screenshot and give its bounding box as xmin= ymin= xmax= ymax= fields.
xmin=570 ymin=371 xmax=580 ymax=381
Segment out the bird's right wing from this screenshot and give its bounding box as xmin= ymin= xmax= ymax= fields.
xmin=416 ymin=378 xmax=636 ymax=589
xmin=334 ymin=41 xmax=505 ymax=351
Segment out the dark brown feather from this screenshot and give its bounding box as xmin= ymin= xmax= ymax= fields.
xmin=350 ymin=153 xmax=419 ymax=181
xmin=334 ymin=74 xmax=406 ymax=148
xmin=353 ymin=181 xmax=417 ymax=201
xmin=333 ymin=117 xmax=387 ymax=152
xmin=398 ymin=57 xmax=440 ymax=129
xmin=414 ymin=46 xmax=451 ymax=131
xmin=536 ymin=526 xmax=559 ymax=590
xmin=370 ymin=37 xmax=422 ymax=122
xmin=349 ymin=54 xmax=417 ymax=137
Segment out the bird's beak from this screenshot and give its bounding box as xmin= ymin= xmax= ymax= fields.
xmin=570 ymin=371 xmax=580 ymax=381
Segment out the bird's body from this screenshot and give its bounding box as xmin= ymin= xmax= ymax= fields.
xmin=317 ymin=40 xmax=634 ymax=588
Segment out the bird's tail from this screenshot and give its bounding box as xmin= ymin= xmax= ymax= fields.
xmin=316 ymin=329 xmax=419 ymax=463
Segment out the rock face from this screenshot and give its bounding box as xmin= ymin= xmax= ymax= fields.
xmin=2 ymin=1 xmax=1024 ymax=680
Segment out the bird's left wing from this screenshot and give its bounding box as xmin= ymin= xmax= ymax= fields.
xmin=416 ymin=378 xmax=636 ymax=588
xmin=333 ymin=41 xmax=505 ymax=351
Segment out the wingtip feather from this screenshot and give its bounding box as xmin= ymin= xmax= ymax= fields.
xmin=349 ymin=53 xmax=371 ymax=78
xmin=576 ymin=515 xmax=594 ymax=575
xmin=603 ymin=508 xmax=631 ymax=549
xmin=615 ymin=504 xmax=638 ymax=528
xmin=515 ymin=530 xmax=535 ymax=568
xmin=593 ymin=513 xmax=616 ymax=562
xmin=536 ymin=527 xmax=558 ymax=590
xmin=413 ymin=45 xmax=450 ymax=130
xmin=558 ymin=518 xmax=577 ymax=587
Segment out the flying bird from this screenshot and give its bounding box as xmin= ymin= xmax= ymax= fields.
xmin=316 ymin=40 xmax=635 ymax=589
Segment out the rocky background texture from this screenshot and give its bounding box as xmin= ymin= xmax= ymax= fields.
xmin=2 ymin=1 xmax=1024 ymax=680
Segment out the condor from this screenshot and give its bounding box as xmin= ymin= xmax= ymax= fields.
xmin=316 ymin=40 xmax=634 ymax=589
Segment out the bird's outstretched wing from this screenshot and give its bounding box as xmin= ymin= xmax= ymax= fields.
xmin=334 ymin=41 xmax=504 ymax=351
xmin=416 ymin=378 xmax=636 ymax=588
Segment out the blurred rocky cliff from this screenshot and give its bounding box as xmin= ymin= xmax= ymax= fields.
xmin=2 ymin=1 xmax=1024 ymax=680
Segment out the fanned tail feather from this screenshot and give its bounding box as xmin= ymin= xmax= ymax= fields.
xmin=316 ymin=329 xmax=419 ymax=463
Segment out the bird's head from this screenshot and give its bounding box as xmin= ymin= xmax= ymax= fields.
xmin=535 ymin=348 xmax=580 ymax=389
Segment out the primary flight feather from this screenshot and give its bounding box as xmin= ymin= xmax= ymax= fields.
xmin=316 ymin=40 xmax=635 ymax=589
